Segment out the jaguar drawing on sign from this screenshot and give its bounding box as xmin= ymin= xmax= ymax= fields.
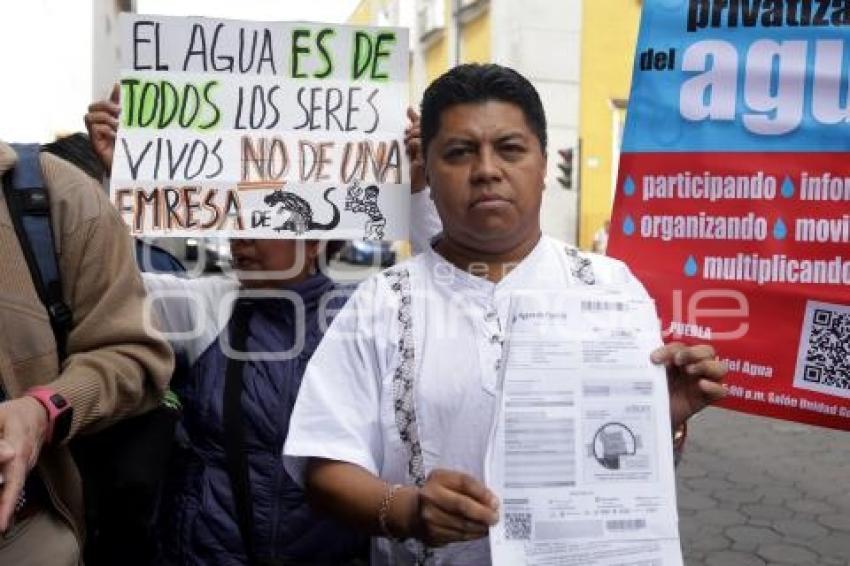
xmin=264 ymin=186 xmax=340 ymax=234
xmin=344 ymin=181 xmax=386 ymax=240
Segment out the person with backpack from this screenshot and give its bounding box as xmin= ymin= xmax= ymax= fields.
xmin=41 ymin=131 xmax=190 ymax=566
xmin=0 ymin=140 xmax=174 ymax=565
xmin=84 ymin=95 xmax=440 ymax=564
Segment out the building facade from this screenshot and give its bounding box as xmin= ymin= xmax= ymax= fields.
xmin=92 ymin=0 xmax=135 ymax=101
xmin=577 ymin=0 xmax=641 ymax=249
xmin=348 ymin=0 xmax=582 ymax=244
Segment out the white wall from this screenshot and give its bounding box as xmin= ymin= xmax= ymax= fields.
xmin=491 ymin=0 xmax=581 ymax=244
xmin=92 ymin=0 xmax=135 ymax=102
xmin=0 ymin=2 xmax=93 ymax=142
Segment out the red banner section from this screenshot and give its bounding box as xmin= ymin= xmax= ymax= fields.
xmin=609 ymin=152 xmax=850 ymax=430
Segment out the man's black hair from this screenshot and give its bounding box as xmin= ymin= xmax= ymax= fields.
xmin=420 ymin=63 xmax=547 ymax=155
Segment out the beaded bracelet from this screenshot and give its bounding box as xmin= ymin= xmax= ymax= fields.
xmin=378 ymin=483 xmax=404 ymax=540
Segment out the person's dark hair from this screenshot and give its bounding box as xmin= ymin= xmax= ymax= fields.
xmin=420 ymin=63 xmax=547 ymax=155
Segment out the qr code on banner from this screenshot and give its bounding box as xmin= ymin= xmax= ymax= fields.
xmin=793 ymin=301 xmax=850 ymax=400
xmin=505 ymin=512 xmax=532 ymax=540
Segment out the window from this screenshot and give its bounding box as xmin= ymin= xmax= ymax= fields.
xmin=417 ymin=0 xmax=445 ymax=39
xmin=610 ymin=98 xmax=628 ymax=208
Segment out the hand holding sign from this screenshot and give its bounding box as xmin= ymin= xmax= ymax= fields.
xmin=405 ymin=107 xmax=425 ymax=193
xmin=85 ymin=84 xmax=121 ymax=171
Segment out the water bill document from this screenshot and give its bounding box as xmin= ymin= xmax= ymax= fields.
xmin=486 ymin=290 xmax=683 ymax=566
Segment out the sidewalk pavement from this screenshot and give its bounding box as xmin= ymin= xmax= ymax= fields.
xmin=678 ymin=407 xmax=850 ymax=566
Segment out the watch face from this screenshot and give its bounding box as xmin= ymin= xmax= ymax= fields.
xmin=49 ymin=393 xmax=68 ymax=409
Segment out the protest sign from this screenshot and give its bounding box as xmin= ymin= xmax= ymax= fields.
xmin=111 ymin=14 xmax=409 ymax=240
xmin=609 ymin=0 xmax=850 ymax=430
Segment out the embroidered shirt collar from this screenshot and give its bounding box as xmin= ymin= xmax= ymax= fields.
xmin=423 ymin=234 xmax=546 ymax=294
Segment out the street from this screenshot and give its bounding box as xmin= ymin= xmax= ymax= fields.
xmin=678 ymin=407 xmax=850 ymax=566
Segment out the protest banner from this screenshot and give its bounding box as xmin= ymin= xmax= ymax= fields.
xmin=111 ymin=14 xmax=409 ymax=240
xmin=609 ymin=0 xmax=850 ymax=431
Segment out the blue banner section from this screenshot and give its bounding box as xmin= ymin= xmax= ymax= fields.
xmin=623 ymin=0 xmax=850 ymax=153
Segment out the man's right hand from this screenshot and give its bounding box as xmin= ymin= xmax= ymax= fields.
xmin=84 ymin=83 xmax=120 ymax=172
xmin=405 ymin=107 xmax=427 ymax=193
xmin=410 ymin=468 xmax=500 ymax=547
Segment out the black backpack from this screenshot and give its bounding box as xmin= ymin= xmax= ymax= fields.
xmin=2 ymin=142 xmax=182 ymax=566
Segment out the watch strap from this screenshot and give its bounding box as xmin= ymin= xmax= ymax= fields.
xmin=25 ymin=386 xmax=72 ymax=444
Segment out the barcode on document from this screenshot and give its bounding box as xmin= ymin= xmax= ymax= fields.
xmin=606 ymin=518 xmax=647 ymax=531
xmin=581 ymin=301 xmax=627 ymax=312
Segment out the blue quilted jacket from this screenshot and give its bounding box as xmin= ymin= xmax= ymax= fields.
xmin=158 ymin=273 xmax=366 ymax=565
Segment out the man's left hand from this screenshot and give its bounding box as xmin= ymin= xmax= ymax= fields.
xmin=652 ymin=343 xmax=727 ymax=430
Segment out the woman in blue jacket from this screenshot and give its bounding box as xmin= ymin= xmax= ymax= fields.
xmin=140 ymin=191 xmax=438 ymax=566
xmin=86 ymin=96 xmax=438 ymax=564
xmin=145 ymin=238 xmax=357 ymax=564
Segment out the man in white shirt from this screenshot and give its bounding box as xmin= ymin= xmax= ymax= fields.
xmin=283 ymin=64 xmax=726 ymax=565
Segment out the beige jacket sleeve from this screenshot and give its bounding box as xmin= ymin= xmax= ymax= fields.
xmin=40 ymin=153 xmax=174 ymax=439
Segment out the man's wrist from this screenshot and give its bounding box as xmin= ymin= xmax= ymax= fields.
xmin=386 ymin=486 xmax=420 ymax=540
xmin=19 ymin=397 xmax=49 ymax=445
xmin=24 ymin=387 xmax=73 ymax=445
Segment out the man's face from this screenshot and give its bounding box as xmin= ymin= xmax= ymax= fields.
xmin=425 ymin=100 xmax=546 ymax=254
xmin=229 ymin=239 xmax=317 ymax=288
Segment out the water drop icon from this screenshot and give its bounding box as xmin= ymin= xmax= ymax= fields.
xmin=623 ymin=216 xmax=636 ymax=236
xmin=781 ymin=177 xmax=795 ymax=198
xmin=773 ymin=218 xmax=787 ymax=240
xmin=684 ymin=256 xmax=698 ymax=277
xmin=623 ymin=176 xmax=636 ymax=196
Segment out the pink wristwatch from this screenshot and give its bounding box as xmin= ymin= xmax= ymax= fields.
xmin=25 ymin=387 xmax=73 ymax=444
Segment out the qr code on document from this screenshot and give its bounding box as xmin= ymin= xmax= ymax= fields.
xmin=505 ymin=512 xmax=532 ymax=540
xmin=793 ymin=301 xmax=850 ymax=399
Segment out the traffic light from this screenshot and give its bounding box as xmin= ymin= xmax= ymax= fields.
xmin=557 ymin=148 xmax=574 ymax=190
